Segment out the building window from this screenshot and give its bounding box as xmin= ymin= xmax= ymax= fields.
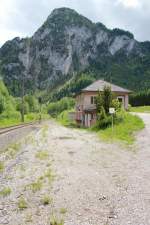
xmin=91 ymin=96 xmax=96 ymax=104
xmin=117 ymin=97 xmax=123 ymax=103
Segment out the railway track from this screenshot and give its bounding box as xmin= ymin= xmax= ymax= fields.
xmin=0 ymin=122 xmax=39 ymax=135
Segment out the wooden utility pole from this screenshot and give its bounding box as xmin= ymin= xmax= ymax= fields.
xmin=20 ymin=38 xmax=30 ymax=123
xmin=21 ymin=72 xmax=25 ymax=122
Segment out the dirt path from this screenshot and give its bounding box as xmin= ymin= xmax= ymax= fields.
xmin=0 ymin=114 xmax=150 ymax=225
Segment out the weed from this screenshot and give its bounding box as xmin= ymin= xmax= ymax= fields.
xmin=36 ymin=150 xmax=49 ymax=160
xmin=42 ymin=125 xmax=48 ymax=138
xmin=0 ymin=161 xmax=4 ymax=173
xmin=29 ymin=179 xmax=43 ymax=192
xmin=44 ymin=169 xmax=55 ymax=184
xmin=7 ymin=143 xmax=21 ymax=158
xmin=60 ymin=208 xmax=67 ymax=214
xmin=50 ymin=215 xmax=64 ymax=225
xmin=0 ymin=187 xmax=11 ymax=197
xmin=18 ymin=197 xmax=28 ymax=210
xmin=41 ymin=195 xmax=52 ymax=205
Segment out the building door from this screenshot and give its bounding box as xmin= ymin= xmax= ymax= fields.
xmin=117 ymin=96 xmax=125 ymax=109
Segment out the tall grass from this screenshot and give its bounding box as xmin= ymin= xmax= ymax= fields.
xmin=98 ymin=112 xmax=144 ymax=144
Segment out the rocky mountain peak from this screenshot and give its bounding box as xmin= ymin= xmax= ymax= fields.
xmin=0 ymin=8 xmax=150 ymax=96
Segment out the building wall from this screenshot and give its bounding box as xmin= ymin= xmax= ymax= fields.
xmin=75 ymin=91 xmax=129 ymax=126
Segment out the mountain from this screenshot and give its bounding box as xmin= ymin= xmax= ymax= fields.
xmin=0 ymin=7 xmax=150 ymax=97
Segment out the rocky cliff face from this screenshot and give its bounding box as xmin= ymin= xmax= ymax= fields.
xmin=0 ymin=7 xmax=150 ymax=95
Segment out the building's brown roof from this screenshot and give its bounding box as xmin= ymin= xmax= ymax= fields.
xmin=82 ymin=80 xmax=131 ymax=93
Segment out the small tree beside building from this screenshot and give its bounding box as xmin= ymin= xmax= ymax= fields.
xmin=96 ymin=86 xmax=121 ymax=129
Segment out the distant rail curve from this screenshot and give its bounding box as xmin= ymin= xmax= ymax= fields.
xmin=0 ymin=122 xmax=40 ymax=135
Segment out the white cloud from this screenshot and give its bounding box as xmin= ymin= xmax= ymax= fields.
xmin=116 ymin=0 xmax=141 ymax=9
xmin=0 ymin=0 xmax=149 ymax=46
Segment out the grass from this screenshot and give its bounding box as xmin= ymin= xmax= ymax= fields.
xmin=131 ymin=106 xmax=150 ymax=113
xmin=25 ymin=168 xmax=54 ymax=193
xmin=0 ymin=187 xmax=11 ymax=197
xmin=98 ymin=112 xmax=144 ymax=145
xmin=44 ymin=168 xmax=55 ymax=184
xmin=60 ymin=208 xmax=67 ymax=214
xmin=0 ymin=161 xmax=4 ymax=173
xmin=29 ymin=179 xmax=43 ymax=193
xmin=18 ymin=197 xmax=28 ymax=210
xmin=35 ymin=150 xmax=49 ymax=160
xmin=57 ymin=110 xmax=77 ymax=127
xmin=41 ymin=195 xmax=52 ymax=205
xmin=50 ymin=216 xmax=64 ymax=225
xmin=0 ymin=113 xmax=50 ymax=128
xmin=6 ymin=143 xmax=21 ymax=158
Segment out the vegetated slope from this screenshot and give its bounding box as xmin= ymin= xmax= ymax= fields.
xmin=0 ymin=7 xmax=150 ymax=97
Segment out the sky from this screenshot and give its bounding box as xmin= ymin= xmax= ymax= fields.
xmin=0 ymin=0 xmax=150 ymax=46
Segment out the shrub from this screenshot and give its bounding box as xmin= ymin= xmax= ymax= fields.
xmin=111 ymin=99 xmax=121 ymax=112
xmin=24 ymin=95 xmax=39 ymax=112
xmin=47 ymin=97 xmax=75 ymax=117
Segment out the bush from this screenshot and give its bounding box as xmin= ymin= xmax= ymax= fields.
xmin=24 ymin=95 xmax=39 ymax=112
xmin=57 ymin=110 xmax=76 ymax=127
xmin=47 ymin=97 xmax=75 ymax=117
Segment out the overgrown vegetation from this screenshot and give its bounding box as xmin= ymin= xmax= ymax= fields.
xmin=0 ymin=78 xmax=49 ymax=128
xmin=94 ymin=86 xmax=121 ymax=129
xmin=47 ymin=97 xmax=75 ymax=117
xmin=99 ymin=111 xmax=144 ymax=144
xmin=57 ymin=110 xmax=76 ymax=127
xmin=91 ymin=86 xmax=144 ymax=144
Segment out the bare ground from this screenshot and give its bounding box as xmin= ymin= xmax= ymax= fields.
xmin=0 ymin=113 xmax=150 ymax=225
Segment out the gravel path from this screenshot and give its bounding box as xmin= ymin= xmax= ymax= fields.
xmin=0 ymin=114 xmax=150 ymax=225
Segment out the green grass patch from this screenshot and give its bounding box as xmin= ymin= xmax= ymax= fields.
xmin=131 ymin=106 xmax=150 ymax=113
xmin=0 ymin=161 xmax=4 ymax=173
xmin=18 ymin=197 xmax=28 ymax=210
xmin=0 ymin=187 xmax=11 ymax=197
xmin=98 ymin=112 xmax=144 ymax=145
xmin=0 ymin=113 xmax=50 ymax=128
xmin=35 ymin=150 xmax=49 ymax=160
xmin=50 ymin=216 xmax=64 ymax=225
xmin=57 ymin=110 xmax=77 ymax=127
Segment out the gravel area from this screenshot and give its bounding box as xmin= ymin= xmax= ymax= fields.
xmin=0 ymin=114 xmax=150 ymax=225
